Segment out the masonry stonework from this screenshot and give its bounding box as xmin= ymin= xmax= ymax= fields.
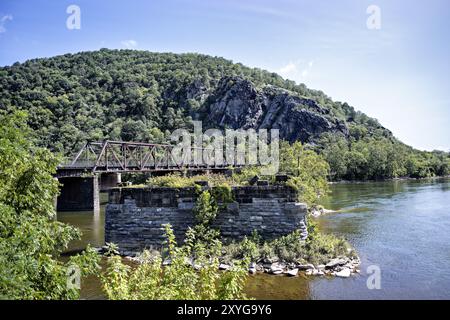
xmin=105 ymin=185 xmax=308 ymax=254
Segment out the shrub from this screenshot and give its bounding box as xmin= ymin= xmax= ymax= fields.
xmin=147 ymin=173 xmax=235 ymax=188
xmin=211 ymin=183 xmax=234 ymax=207
xmin=304 ymin=217 xmax=351 ymax=264
xmin=239 ymin=236 xmax=260 ymax=262
xmin=280 ymin=141 xmax=330 ymax=206
xmin=101 ymin=224 xmax=249 ymax=300
xmin=146 ymin=173 xmax=194 ymax=188
xmin=304 ymin=232 xmax=349 ymax=265
xmin=221 ymin=222 xmax=354 ymax=265
xmin=194 ymin=191 xmax=218 ymax=225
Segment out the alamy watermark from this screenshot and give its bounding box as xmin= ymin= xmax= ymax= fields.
xmin=366 ymin=265 xmax=381 ymax=289
xmin=169 ymin=121 xmax=280 ymax=175
xmin=66 ymin=264 xmax=81 ymax=290
xmin=66 ymin=5 xmax=81 ymax=30
xmin=367 ymin=5 xmax=381 ymax=30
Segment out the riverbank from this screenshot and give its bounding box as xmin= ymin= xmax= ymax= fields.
xmin=328 ymin=175 xmax=450 ymax=184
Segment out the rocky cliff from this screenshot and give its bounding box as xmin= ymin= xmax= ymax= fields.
xmin=203 ymin=77 xmax=349 ymax=143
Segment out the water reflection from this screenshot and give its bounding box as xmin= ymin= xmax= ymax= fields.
xmin=58 ymin=192 xmax=107 ymax=253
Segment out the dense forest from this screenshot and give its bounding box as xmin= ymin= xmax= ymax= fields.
xmin=0 ymin=49 xmax=448 ymax=180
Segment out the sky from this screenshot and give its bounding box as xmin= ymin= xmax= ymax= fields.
xmin=0 ymin=0 xmax=449 ymax=151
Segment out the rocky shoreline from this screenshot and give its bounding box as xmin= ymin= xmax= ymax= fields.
xmin=117 ymin=252 xmax=361 ymax=279
xmin=225 ymin=255 xmax=360 ymax=278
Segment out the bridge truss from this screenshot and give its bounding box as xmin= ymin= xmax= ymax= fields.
xmin=56 ymin=140 xmax=240 ymax=177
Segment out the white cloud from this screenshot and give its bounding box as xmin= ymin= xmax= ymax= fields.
xmin=278 ymin=60 xmax=315 ymax=80
xmin=0 ymin=14 xmax=13 ymax=33
xmin=121 ymin=39 xmax=138 ymax=48
xmin=278 ymin=62 xmax=297 ymax=76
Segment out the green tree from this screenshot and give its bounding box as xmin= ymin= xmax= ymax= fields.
xmin=318 ymin=134 xmax=349 ymax=180
xmin=280 ymin=141 xmax=330 ymax=205
xmin=0 ymin=111 xmax=99 ymax=299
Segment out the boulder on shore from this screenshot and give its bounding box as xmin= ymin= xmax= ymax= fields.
xmin=270 ymin=263 xmax=284 ymax=274
xmin=335 ymin=268 xmax=351 ymax=278
xmin=219 ymin=263 xmax=231 ymax=271
xmin=325 ymin=258 xmax=347 ymax=269
xmin=286 ymin=268 xmax=299 ymax=277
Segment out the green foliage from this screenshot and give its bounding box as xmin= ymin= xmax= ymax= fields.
xmin=147 ymin=167 xmax=276 ymax=189
xmin=304 ymin=218 xmax=353 ymax=265
xmin=239 ymin=236 xmax=260 ymax=262
xmin=0 ymin=112 xmax=99 ymax=299
xmin=190 ymin=186 xmax=234 ymax=245
xmin=267 ymin=231 xmax=305 ymax=262
xmin=231 ymin=166 xmax=272 ymax=185
xmin=211 ymin=183 xmax=234 ymax=207
xmin=280 ymin=141 xmax=330 ymax=205
xmin=147 ymin=172 xmax=234 ymax=188
xmin=216 ymin=259 xmax=249 ymax=300
xmin=194 ymin=191 xmax=218 ymax=225
xmin=317 ymin=132 xmax=450 ymax=181
xmin=147 ymin=173 xmax=196 ymax=188
xmin=101 ymin=224 xmax=249 ymax=300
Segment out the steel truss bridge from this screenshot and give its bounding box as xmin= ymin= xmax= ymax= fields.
xmin=56 ymin=140 xmax=244 ymax=178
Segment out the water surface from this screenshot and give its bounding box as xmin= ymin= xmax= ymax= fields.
xmin=311 ymin=178 xmax=450 ymax=299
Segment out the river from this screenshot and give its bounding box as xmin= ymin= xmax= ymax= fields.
xmin=58 ymin=178 xmax=450 ymax=300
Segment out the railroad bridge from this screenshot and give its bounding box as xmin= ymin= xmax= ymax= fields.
xmin=56 ymin=140 xmax=244 ymax=214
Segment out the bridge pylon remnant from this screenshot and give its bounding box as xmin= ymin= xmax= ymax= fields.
xmin=57 ymin=174 xmax=100 ymax=214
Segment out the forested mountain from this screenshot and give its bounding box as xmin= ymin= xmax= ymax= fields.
xmin=0 ymin=49 xmax=448 ymax=180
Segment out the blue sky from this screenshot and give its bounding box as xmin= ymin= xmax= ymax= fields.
xmin=0 ymin=0 xmax=449 ymax=151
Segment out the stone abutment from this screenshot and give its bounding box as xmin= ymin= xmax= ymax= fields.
xmin=105 ymin=185 xmax=308 ymax=254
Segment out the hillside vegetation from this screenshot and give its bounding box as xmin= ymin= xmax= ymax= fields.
xmin=0 ymin=49 xmax=448 ymax=180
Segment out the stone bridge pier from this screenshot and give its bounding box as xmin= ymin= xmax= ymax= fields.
xmin=56 ymin=173 xmax=121 ymax=215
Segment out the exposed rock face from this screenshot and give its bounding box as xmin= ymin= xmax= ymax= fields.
xmin=205 ymin=77 xmax=263 ymax=130
xmin=204 ymin=77 xmax=348 ymax=143
xmin=186 ymin=79 xmax=209 ymax=102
